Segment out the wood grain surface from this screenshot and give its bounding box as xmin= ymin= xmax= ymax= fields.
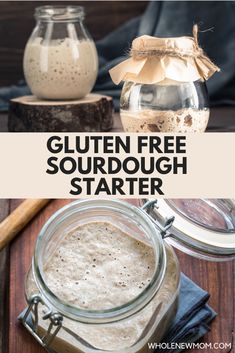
xmin=0 ymin=200 xmax=10 ymax=353
xmin=8 ymin=94 xmax=114 ymax=132
xmin=0 ymin=199 xmax=50 ymax=251
xmin=0 ymin=1 xmax=147 ymax=86
xmin=2 ymin=199 xmax=234 ymax=353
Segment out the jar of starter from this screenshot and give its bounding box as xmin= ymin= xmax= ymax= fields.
xmin=20 ymin=199 xmax=235 ymax=353
xmin=21 ymin=199 xmax=180 ymax=353
xmin=23 ymin=6 xmax=98 ymax=100
xmin=110 ymin=26 xmax=220 ymax=133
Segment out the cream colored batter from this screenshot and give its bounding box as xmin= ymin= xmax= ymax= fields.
xmin=44 ymin=221 xmax=155 ymax=310
xmin=32 ymin=222 xmax=179 ymax=352
xmin=24 ymin=37 xmax=98 ymax=100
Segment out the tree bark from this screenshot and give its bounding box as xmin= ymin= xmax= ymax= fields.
xmin=9 ymin=94 xmax=113 ymax=132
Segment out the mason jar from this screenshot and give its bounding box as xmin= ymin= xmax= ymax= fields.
xmin=23 ymin=5 xmax=98 ymax=100
xmin=120 ymin=79 xmax=210 ymax=133
xmin=21 ymin=199 xmax=180 ymax=353
xmin=20 ymin=199 xmax=235 ymax=353
xmin=109 ymin=29 xmax=219 ymax=133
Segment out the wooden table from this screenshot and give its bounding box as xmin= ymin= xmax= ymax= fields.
xmin=0 ymin=199 xmax=234 ymax=353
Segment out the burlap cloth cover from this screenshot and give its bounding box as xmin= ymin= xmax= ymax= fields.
xmin=109 ymin=25 xmax=220 ymax=85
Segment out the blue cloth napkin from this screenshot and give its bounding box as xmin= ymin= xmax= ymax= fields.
xmin=0 ymin=80 xmax=30 ymax=112
xmin=18 ymin=273 xmax=216 ymax=353
xmin=154 ymin=273 xmax=216 ymax=353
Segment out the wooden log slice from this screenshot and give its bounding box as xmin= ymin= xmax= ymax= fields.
xmin=8 ymin=94 xmax=114 ymax=132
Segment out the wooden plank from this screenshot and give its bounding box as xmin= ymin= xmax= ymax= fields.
xmin=176 ymin=250 xmax=234 ymax=353
xmin=234 ymin=262 xmax=235 ymax=352
xmin=8 ymin=199 xmax=70 ymax=353
xmin=0 ymin=1 xmax=147 ymax=86
xmin=0 ymin=111 xmax=119 ymax=132
xmin=8 ymin=199 xmax=235 ymax=353
xmin=0 ymin=199 xmax=10 ymax=353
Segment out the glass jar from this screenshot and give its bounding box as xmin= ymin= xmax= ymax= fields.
xmin=143 ymin=199 xmax=235 ymax=261
xmin=23 ymin=6 xmax=98 ymax=100
xmin=120 ymin=79 xmax=210 ymax=133
xmin=109 ymin=29 xmax=220 ymax=133
xmin=21 ymin=199 xmax=180 ymax=353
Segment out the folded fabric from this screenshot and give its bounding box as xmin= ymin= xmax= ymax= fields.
xmin=0 ymin=80 xmax=30 ymax=112
xmin=18 ymin=272 xmax=216 ymax=353
xmin=154 ymin=273 xmax=216 ymax=353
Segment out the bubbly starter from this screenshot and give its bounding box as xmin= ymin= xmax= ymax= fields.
xmin=44 ymin=221 xmax=155 ymax=310
xmin=24 ymin=38 xmax=98 ymax=100
xmin=121 ymin=108 xmax=210 ymax=133
xmin=39 ymin=221 xmax=179 ymax=352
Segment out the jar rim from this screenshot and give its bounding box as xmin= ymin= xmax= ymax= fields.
xmin=35 ymin=5 xmax=85 ymax=22
xmin=143 ymin=198 xmax=235 ymax=261
xmin=167 ymin=199 xmax=235 ymax=234
xmin=33 ymin=199 xmax=166 ymax=324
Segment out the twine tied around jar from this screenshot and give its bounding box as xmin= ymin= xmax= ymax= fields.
xmin=130 ymin=25 xmax=203 ymax=59
xmin=109 ymin=25 xmax=220 ymax=85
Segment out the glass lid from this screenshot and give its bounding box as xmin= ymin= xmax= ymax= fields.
xmin=142 ymin=199 xmax=235 ymax=261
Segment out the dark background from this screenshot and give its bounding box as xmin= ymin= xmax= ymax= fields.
xmin=0 ymin=1 xmax=148 ymax=87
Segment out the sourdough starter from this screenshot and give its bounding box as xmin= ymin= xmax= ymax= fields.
xmin=44 ymin=221 xmax=155 ymax=310
xmin=121 ymin=108 xmax=209 ymax=133
xmin=24 ymin=38 xmax=98 ymax=100
xmin=39 ymin=221 xmax=179 ymax=351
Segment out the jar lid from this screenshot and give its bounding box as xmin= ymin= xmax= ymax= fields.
xmin=142 ymin=199 xmax=235 ymax=261
xmin=131 ymin=35 xmax=198 ymax=58
xmin=109 ymin=25 xmax=220 ymax=85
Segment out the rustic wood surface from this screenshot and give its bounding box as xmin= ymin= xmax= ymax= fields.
xmin=0 ymin=200 xmax=10 ymax=353
xmin=0 ymin=199 xmax=232 ymax=353
xmin=0 ymin=1 xmax=147 ymax=87
xmin=8 ymin=94 xmax=114 ymax=132
xmin=0 ymin=199 xmax=50 ymax=251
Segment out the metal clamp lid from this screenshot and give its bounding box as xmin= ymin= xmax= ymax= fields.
xmin=141 ymin=200 xmax=175 ymax=238
xmin=19 ymin=294 xmax=63 ymax=349
xmin=19 ymin=295 xmax=120 ymax=351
